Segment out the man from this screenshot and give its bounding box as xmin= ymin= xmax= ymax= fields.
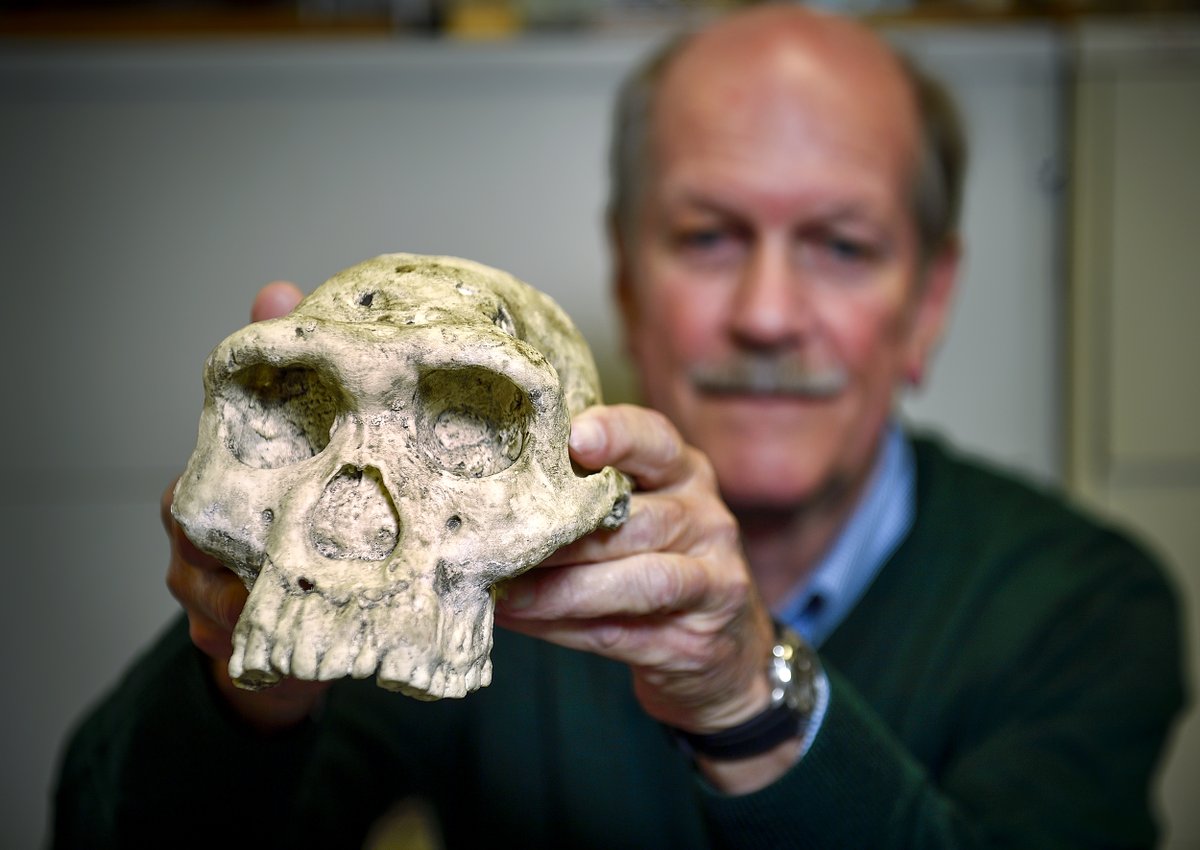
xmin=54 ymin=6 xmax=1184 ymax=848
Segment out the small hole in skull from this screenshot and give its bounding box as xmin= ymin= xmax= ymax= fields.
xmin=261 ymin=508 xmax=274 ymax=524
xmin=492 ymin=303 xmax=517 ymax=337
xmin=298 ymin=577 xmax=315 ymax=593
xmin=394 ymin=264 xmax=419 ymax=275
xmin=446 ymin=515 xmax=462 ymax=531
xmin=358 ymin=291 xmax=375 ymax=308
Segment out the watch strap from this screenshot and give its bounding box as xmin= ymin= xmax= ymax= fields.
xmin=671 ymin=700 xmax=807 ymax=760
xmin=667 ymin=621 xmax=819 ymax=761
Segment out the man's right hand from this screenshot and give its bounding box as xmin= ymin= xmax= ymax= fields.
xmin=162 ymin=280 xmax=327 ymax=732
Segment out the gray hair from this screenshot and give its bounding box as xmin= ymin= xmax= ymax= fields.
xmin=607 ymin=30 xmax=968 ymax=265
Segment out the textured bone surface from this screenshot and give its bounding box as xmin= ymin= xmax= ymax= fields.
xmin=173 ymin=254 xmax=630 ymax=699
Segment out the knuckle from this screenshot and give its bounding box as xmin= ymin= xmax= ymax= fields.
xmin=159 ymin=491 xmax=174 ymax=533
xmin=215 ymin=581 xmax=248 ymax=630
xmin=640 ymin=558 xmax=688 ymax=609
xmin=165 ymin=560 xmax=186 ymax=602
xmin=724 ymin=567 xmax=755 ymax=610
xmin=166 ymin=551 xmax=245 ymax=632
xmin=164 ymin=548 xmax=197 ymax=604
xmin=649 ymin=498 xmax=688 ymax=551
xmin=687 ymin=448 xmax=719 ymax=488
xmin=641 ymin=407 xmax=685 ymax=463
xmin=159 ymin=476 xmax=180 ymax=530
xmin=707 ymin=566 xmax=757 ymax=628
xmin=593 ymin=621 xmax=626 ymax=651
xmin=643 ymin=406 xmax=678 ymax=437
xmin=709 ymin=507 xmax=742 ymax=553
xmin=187 ymin=618 xmax=226 ymax=661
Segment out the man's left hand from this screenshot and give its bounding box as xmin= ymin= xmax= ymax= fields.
xmin=495 ymin=404 xmax=777 ymax=736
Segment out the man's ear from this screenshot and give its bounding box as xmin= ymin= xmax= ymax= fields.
xmin=904 ymin=237 xmax=960 ymax=388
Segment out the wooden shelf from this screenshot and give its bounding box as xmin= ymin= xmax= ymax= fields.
xmin=2 ymin=3 xmax=1196 ymax=40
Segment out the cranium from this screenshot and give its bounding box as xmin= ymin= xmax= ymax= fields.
xmin=173 ymin=254 xmax=630 ymax=700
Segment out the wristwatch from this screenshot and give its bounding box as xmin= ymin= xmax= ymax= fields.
xmin=670 ymin=621 xmax=821 ymax=760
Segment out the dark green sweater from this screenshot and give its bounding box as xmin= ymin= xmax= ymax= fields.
xmin=53 ymin=437 xmax=1187 ymax=849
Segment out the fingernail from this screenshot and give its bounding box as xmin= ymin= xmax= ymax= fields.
xmin=569 ymin=418 xmax=603 ymax=454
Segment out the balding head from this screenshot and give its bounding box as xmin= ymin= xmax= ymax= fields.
xmin=608 ymin=5 xmax=965 ymax=265
xmin=667 ymin=4 xmax=913 ymax=111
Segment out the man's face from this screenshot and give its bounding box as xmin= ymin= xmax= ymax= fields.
xmin=618 ymin=29 xmax=955 ymax=513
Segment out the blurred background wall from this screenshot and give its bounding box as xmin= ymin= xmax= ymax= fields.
xmin=0 ymin=9 xmax=1196 ymax=849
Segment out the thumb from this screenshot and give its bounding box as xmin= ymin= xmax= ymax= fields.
xmin=251 ymin=281 xmax=304 ymax=323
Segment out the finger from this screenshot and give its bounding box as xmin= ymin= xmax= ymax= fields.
xmin=497 ymin=552 xmax=715 ymax=621
xmin=162 ymin=489 xmax=229 ymax=576
xmin=160 ymin=477 xmax=180 ymax=534
xmin=251 ymin=280 xmax=304 ymax=323
xmin=495 ymin=611 xmax=728 ymax=672
xmin=164 ymin=499 xmax=248 ymax=631
xmin=167 ymin=543 xmax=246 ymax=660
xmin=497 ymin=614 xmax=660 ymax=661
xmin=569 ymin=404 xmax=700 ymax=491
xmin=541 ymin=495 xmax=690 ymax=567
xmin=188 ymin=609 xmax=238 ymax=661
xmin=167 ymin=547 xmax=247 ymax=625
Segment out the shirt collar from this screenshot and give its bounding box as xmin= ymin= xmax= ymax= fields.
xmin=775 ymin=421 xmax=915 ymax=647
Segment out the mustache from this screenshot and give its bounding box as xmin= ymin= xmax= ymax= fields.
xmin=690 ymin=354 xmax=848 ymax=399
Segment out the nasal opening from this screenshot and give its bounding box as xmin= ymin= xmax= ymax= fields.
xmin=309 ymin=465 xmax=400 ymax=561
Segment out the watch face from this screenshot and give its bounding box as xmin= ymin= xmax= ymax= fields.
xmin=668 ymin=624 xmax=821 ymax=761
xmin=770 ymin=626 xmax=818 ymax=714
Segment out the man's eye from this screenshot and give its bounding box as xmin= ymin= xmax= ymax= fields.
xmin=797 ymin=229 xmax=884 ymax=283
xmin=824 ymin=236 xmax=874 ymax=263
xmin=678 ymin=229 xmax=729 ymax=251
xmin=671 ymin=227 xmax=745 ymax=268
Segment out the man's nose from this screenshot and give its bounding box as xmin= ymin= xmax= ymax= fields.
xmin=728 ymin=239 xmax=815 ymax=349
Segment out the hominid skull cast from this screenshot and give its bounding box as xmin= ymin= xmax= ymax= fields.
xmin=173 ymin=254 xmax=630 ymax=700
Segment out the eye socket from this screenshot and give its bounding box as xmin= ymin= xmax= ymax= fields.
xmin=416 ymin=367 xmax=531 ymax=478
xmin=220 ymin=363 xmax=340 ymax=469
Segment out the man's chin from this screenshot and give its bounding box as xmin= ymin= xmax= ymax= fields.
xmin=681 ymin=405 xmax=831 ymax=496
xmin=720 ymin=481 xmax=825 ymax=516
xmin=710 ymin=451 xmax=830 ymax=511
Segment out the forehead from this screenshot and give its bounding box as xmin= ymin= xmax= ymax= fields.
xmin=649 ymin=18 xmax=919 ymax=214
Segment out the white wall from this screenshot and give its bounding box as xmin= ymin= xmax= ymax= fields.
xmin=1070 ymin=21 xmax=1200 ymax=849
xmin=0 ymin=27 xmax=1066 ymax=848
